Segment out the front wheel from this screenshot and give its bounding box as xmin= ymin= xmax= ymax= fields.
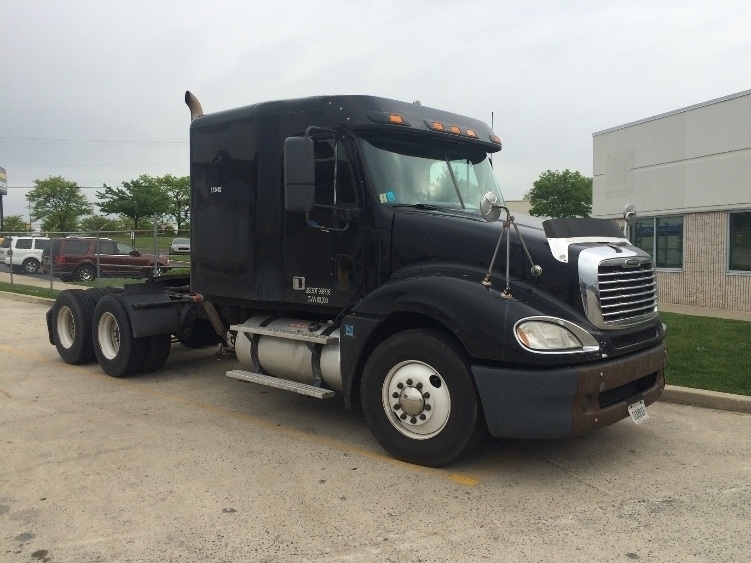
xmin=360 ymin=330 xmax=483 ymax=467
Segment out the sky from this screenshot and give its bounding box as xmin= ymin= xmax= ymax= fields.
xmin=1 ymin=0 xmax=750 ymax=224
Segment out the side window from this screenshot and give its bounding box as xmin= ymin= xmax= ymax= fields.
xmin=35 ymin=239 xmax=49 ymax=251
xmin=314 ymin=139 xmax=356 ymax=206
xmin=97 ymin=240 xmax=117 ymax=255
xmin=729 ymin=212 xmax=751 ymax=272
xmin=16 ymin=239 xmax=32 ymax=250
xmin=116 ymin=242 xmax=135 ymax=255
xmin=66 ymin=240 xmax=90 ymax=255
xmin=630 ymin=216 xmax=683 ymax=269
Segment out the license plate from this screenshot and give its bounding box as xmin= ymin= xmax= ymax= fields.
xmin=628 ymin=399 xmax=649 ymax=425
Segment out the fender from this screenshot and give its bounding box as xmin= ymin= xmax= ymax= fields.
xmin=339 ymin=273 xmax=610 ymax=408
xmin=351 ymin=274 xmax=515 ymax=361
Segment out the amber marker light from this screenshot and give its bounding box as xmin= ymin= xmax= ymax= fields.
xmin=450 ymin=125 xmax=461 ymax=134
xmin=432 ymin=121 xmax=444 ymax=130
xmin=490 ymin=134 xmax=501 ymax=144
xmin=389 ymin=114 xmax=404 ymax=124
xmin=466 ymin=129 xmax=477 ymax=138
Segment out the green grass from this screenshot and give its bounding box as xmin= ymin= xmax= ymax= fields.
xmin=0 ymin=281 xmax=60 ymax=300
xmin=661 ymin=312 xmax=751 ymax=396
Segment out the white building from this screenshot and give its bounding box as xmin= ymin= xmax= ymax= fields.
xmin=592 ymin=89 xmax=751 ymax=312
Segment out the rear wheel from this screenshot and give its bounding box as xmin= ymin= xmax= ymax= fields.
xmin=51 ymin=290 xmax=97 ymax=364
xmin=360 ymin=329 xmax=483 ymax=467
xmin=22 ymin=258 xmax=40 ymax=274
xmin=75 ymin=264 xmax=97 ymax=282
xmin=92 ymin=294 xmax=147 ymax=377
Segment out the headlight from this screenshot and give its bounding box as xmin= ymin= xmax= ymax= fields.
xmin=514 ymin=317 xmax=600 ymax=353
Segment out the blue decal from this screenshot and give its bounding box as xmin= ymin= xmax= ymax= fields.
xmin=345 ymin=325 xmax=354 ymax=337
xmin=386 ymin=191 xmax=396 ymax=202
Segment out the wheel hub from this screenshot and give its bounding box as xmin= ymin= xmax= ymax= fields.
xmin=398 ymin=386 xmax=425 ymax=417
xmin=385 ymin=365 xmax=448 ymax=434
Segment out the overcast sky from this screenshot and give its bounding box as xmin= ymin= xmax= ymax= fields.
xmin=1 ymin=0 xmax=749 ymax=223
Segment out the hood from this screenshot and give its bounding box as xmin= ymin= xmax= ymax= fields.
xmin=390 ymin=208 xmax=583 ymax=310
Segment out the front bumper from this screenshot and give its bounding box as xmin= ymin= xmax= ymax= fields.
xmin=472 ymin=342 xmax=666 ymax=439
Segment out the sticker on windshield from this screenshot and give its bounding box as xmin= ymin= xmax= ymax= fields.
xmin=379 ymin=193 xmax=387 ymax=203
xmin=386 ymin=191 xmax=396 ymax=202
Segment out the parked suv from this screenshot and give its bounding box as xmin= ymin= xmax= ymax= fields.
xmin=1 ymin=236 xmax=50 ymax=274
xmin=42 ymin=237 xmax=170 ymax=281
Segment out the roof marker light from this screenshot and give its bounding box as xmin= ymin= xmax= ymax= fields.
xmin=466 ymin=129 xmax=477 ymax=138
xmin=450 ymin=125 xmax=461 ymax=134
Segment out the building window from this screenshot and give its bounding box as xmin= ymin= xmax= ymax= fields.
xmin=729 ymin=212 xmax=751 ymax=272
xmin=631 ymin=216 xmax=683 ymax=269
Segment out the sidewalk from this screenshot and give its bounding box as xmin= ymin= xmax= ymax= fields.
xmin=0 ymin=268 xmax=90 ymax=292
xmin=659 ymin=302 xmax=751 ymax=322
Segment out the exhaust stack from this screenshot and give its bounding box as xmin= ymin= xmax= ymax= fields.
xmin=185 ymin=91 xmax=204 ymax=120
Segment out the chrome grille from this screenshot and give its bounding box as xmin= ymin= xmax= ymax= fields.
xmin=597 ymin=261 xmax=657 ymax=325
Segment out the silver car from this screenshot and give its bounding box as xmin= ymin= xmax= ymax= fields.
xmin=168 ymin=237 xmax=191 ymax=255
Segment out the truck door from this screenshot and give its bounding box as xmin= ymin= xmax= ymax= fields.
xmin=284 ymin=137 xmax=364 ymax=309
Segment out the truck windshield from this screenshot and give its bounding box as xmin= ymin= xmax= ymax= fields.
xmin=358 ymin=133 xmax=504 ymax=214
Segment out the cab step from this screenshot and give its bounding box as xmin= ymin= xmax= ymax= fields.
xmin=226 ymin=369 xmax=335 ymax=399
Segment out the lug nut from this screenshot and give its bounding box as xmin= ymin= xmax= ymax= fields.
xmin=400 ymin=413 xmax=407 ymax=420
xmin=419 ymin=414 xmax=426 ymax=420
xmin=406 ymin=379 xmax=413 ymax=385
xmin=397 ymin=383 xmax=404 ymax=389
xmin=393 ymin=404 xmax=400 ymax=410
xmin=392 ymin=392 xmax=399 ymax=398
xmin=423 ymin=392 xmax=430 ymax=399
xmin=425 ymin=404 xmax=431 ymax=411
xmin=416 ymin=382 xmax=423 ymax=390
xmin=410 ymin=417 xmax=417 ymax=424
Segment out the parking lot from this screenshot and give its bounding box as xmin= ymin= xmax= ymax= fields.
xmin=1 ymin=297 xmax=750 ymax=562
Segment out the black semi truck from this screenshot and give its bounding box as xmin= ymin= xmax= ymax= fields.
xmin=46 ymin=92 xmax=666 ymax=467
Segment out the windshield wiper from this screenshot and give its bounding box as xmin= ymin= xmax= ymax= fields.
xmin=392 ymin=203 xmax=446 ymax=211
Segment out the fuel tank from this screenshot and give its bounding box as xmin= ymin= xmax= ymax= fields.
xmin=234 ymin=316 xmax=342 ymax=392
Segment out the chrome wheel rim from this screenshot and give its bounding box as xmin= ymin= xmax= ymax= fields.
xmin=97 ymin=312 xmax=120 ymax=360
xmin=381 ymin=360 xmax=451 ymax=440
xmin=56 ymin=306 xmax=75 ymax=349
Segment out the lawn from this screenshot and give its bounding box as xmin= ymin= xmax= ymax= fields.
xmin=661 ymin=312 xmax=751 ymax=396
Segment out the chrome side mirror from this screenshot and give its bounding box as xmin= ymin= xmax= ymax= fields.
xmin=480 ymin=191 xmax=502 ymax=223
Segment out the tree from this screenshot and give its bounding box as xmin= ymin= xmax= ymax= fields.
xmin=96 ymin=174 xmax=171 ymax=231
xmin=79 ymin=214 xmax=129 ymax=234
xmin=26 ymin=176 xmax=93 ymax=233
xmin=162 ymin=174 xmax=190 ymax=231
xmin=526 ymin=169 xmax=592 ymax=218
xmin=1 ymin=214 xmax=27 ymax=234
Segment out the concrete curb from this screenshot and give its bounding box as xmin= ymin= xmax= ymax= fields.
xmin=0 ymin=290 xmax=55 ymax=306
xmin=661 ymin=385 xmax=751 ymax=415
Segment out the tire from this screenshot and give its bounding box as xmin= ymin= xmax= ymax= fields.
xmin=92 ymin=294 xmax=148 ymax=377
xmin=84 ymin=286 xmax=123 ymax=305
xmin=360 ymin=330 xmax=483 ymax=467
xmin=142 ymin=334 xmax=172 ymax=373
xmin=51 ymin=289 xmax=97 ymax=364
xmin=22 ymin=258 xmax=40 ymax=274
xmin=75 ymin=264 xmax=97 ymax=282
